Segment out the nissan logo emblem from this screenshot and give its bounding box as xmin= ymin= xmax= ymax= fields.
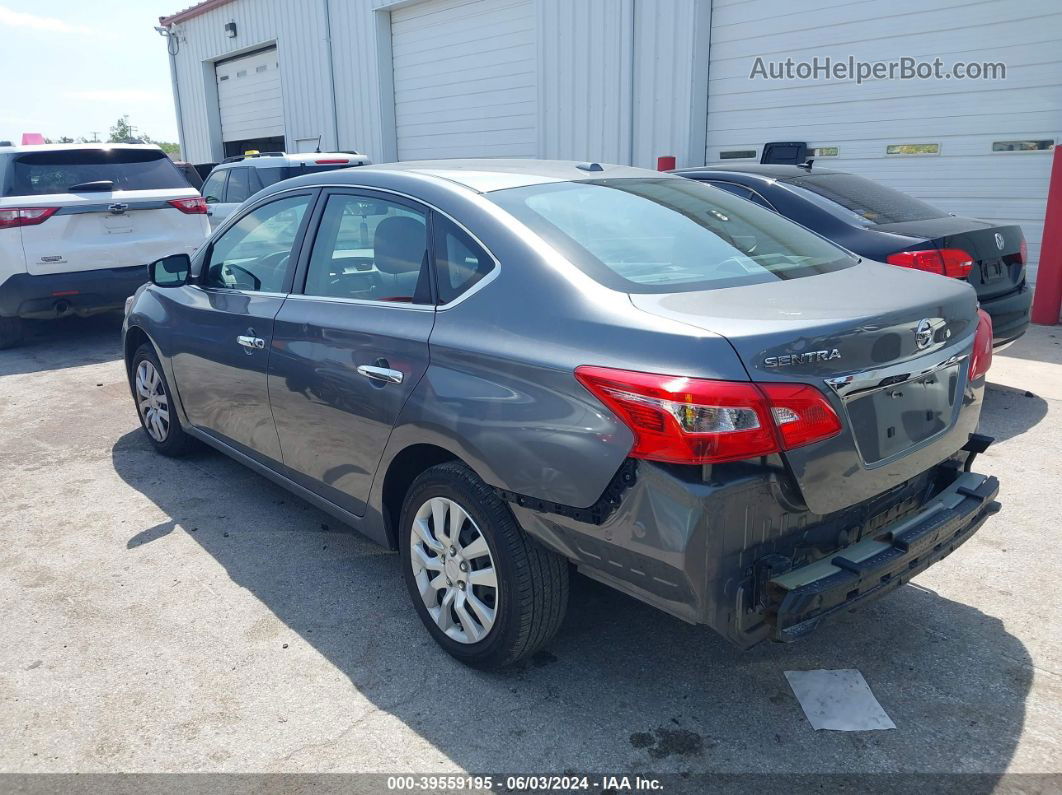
xmin=915 ymin=318 xmax=934 ymax=350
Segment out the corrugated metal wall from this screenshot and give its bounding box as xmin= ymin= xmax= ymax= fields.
xmin=165 ymin=0 xmax=710 ymax=168
xmin=705 ymin=0 xmax=1061 ymax=279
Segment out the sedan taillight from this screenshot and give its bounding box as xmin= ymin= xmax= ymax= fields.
xmin=574 ymin=366 xmax=842 ymax=465
xmin=167 ymin=197 xmax=209 ymax=214
xmin=0 ymin=206 xmax=60 ymax=229
xmin=887 ymin=248 xmax=974 ymax=278
xmin=969 ymin=308 xmax=993 ymax=381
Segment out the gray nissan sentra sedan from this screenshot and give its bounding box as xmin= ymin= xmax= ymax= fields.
xmin=123 ymin=160 xmax=1000 ymax=668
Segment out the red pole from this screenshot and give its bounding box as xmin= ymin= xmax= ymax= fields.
xmin=1031 ymin=146 xmax=1062 ymax=325
xmin=657 ymin=155 xmax=676 ymax=171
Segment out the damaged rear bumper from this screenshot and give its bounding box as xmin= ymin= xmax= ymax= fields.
xmin=510 ymin=439 xmax=1001 ymax=650
xmin=767 ymin=470 xmax=1000 ymax=642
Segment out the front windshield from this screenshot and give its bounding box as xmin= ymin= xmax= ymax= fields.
xmin=487 ymin=178 xmax=856 ymax=293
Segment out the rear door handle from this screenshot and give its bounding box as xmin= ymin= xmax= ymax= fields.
xmin=357 ymin=365 xmax=403 ymax=384
xmin=237 ymin=335 xmax=265 ymax=350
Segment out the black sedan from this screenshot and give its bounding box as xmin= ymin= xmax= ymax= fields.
xmin=674 ymin=164 xmax=1031 ymax=346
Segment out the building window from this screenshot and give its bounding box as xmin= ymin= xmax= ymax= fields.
xmin=886 ymin=143 xmax=940 ymax=155
xmin=719 ymin=149 xmax=757 ymax=160
xmin=811 ymin=146 xmax=838 ymax=157
xmin=992 ymin=139 xmax=1054 ymax=152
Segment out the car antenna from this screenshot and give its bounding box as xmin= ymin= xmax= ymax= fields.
xmin=314 ymin=133 xmax=323 ymax=154
xmin=797 ymin=158 xmax=814 ymax=171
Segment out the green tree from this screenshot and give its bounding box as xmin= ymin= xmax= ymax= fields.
xmin=108 ymin=115 xmax=138 ymax=143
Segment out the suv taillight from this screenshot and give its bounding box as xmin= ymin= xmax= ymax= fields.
xmin=167 ymin=197 xmax=208 ymax=214
xmin=0 ymin=206 xmax=59 ymax=229
xmin=887 ymin=248 xmax=974 ymax=279
xmin=574 ymin=366 xmax=842 ymax=465
xmin=969 ymin=309 xmax=993 ymax=381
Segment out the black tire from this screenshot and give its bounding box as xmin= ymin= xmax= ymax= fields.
xmin=130 ymin=343 xmax=194 ymax=457
xmin=0 ymin=316 xmax=23 ymax=350
xmin=399 ymin=462 xmax=569 ymax=669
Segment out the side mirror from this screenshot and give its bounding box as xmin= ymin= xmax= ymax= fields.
xmin=204 ymin=195 xmax=219 ymax=204
xmin=149 ymin=254 xmax=191 ymax=287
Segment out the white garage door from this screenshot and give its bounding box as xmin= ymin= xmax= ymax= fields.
xmin=216 ymin=48 xmax=284 ymax=144
xmin=391 ymin=0 xmax=537 ymax=160
xmin=704 ymin=0 xmax=1062 ymax=281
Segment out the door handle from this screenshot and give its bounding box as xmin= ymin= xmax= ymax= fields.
xmin=357 ymin=365 xmax=403 ymax=384
xmin=237 ymin=335 xmax=265 ymax=350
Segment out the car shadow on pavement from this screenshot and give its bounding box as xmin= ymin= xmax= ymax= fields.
xmin=981 ymin=383 xmax=1048 ymax=443
xmin=111 ymin=429 xmax=1031 ymax=782
xmin=0 ymin=314 xmax=124 ymax=377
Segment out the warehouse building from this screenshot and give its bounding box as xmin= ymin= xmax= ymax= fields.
xmin=159 ymin=0 xmax=1061 ymax=278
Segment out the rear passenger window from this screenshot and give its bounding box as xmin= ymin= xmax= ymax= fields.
xmin=433 ymin=216 xmax=494 ymax=304
xmin=225 ymin=168 xmax=252 ymax=203
xmin=303 ymin=193 xmax=430 ymax=304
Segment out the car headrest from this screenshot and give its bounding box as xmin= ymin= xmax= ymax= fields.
xmin=374 ymin=216 xmax=426 ymax=275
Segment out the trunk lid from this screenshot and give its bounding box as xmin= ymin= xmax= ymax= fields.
xmin=630 ymin=261 xmax=982 ymax=514
xmin=16 ymin=189 xmax=207 ymax=276
xmin=875 ymin=216 xmax=1026 ymax=300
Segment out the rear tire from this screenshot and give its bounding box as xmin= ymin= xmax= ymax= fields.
xmin=399 ymin=462 xmax=569 ymax=669
xmin=0 ymin=316 xmax=23 ymax=350
xmin=131 ymin=343 xmax=194 ymax=457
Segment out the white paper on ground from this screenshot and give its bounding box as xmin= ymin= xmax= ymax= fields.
xmin=784 ymin=669 xmax=896 ymax=731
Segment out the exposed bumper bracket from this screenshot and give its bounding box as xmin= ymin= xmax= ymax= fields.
xmin=767 ymin=470 xmax=1000 ymax=642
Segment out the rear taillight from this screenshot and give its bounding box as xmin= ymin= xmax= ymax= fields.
xmin=969 ymin=308 xmax=993 ymax=381
xmin=1018 ymin=239 xmax=1028 ymax=265
xmin=167 ymin=197 xmax=208 ymax=214
xmin=0 ymin=206 xmax=59 ymax=229
xmin=315 ymin=159 xmax=349 ymax=164
xmin=574 ymin=366 xmax=842 ymax=465
xmin=887 ymin=248 xmax=974 ymax=279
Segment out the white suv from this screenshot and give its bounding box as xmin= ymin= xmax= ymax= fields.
xmin=0 ymin=143 xmax=209 ymax=348
xmin=200 ymin=150 xmax=372 ymax=228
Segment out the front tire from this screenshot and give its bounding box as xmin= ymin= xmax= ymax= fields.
xmin=131 ymin=344 xmax=193 ymax=457
xmin=399 ymin=462 xmax=569 ymax=668
xmin=0 ymin=316 xmax=23 ymax=350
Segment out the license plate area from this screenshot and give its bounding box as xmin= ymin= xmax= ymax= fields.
xmin=981 ymin=259 xmax=1005 ymax=282
xmin=102 ymin=213 xmax=133 ymax=234
xmin=846 ymin=365 xmax=961 ymax=464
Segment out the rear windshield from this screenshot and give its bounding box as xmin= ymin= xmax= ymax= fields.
xmin=488 ymin=178 xmax=855 ymax=293
xmin=255 ymin=163 xmax=354 ymax=188
xmin=779 ymin=173 xmax=948 ymax=225
xmin=4 ymin=148 xmax=189 ymax=196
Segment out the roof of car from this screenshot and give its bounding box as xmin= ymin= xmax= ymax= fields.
xmin=673 ymin=163 xmax=846 ymax=180
xmin=215 ymin=151 xmax=369 ymax=167
xmin=356 ymin=159 xmax=677 ymax=192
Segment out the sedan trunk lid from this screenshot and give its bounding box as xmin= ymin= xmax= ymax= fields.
xmin=630 ymin=261 xmax=982 ymax=514
xmin=875 ymin=216 xmax=1026 ymax=301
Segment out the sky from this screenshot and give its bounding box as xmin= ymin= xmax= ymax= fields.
xmin=0 ymin=1 xmax=182 ymax=144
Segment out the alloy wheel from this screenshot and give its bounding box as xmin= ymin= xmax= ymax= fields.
xmin=135 ymin=360 xmax=170 ymax=443
xmin=409 ymin=496 xmax=499 ymax=644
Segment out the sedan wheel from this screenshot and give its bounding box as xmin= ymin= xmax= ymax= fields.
xmin=135 ymin=360 xmax=170 ymax=443
xmin=410 ymin=496 xmax=499 ymax=644
xmin=399 ymin=462 xmax=569 ymax=668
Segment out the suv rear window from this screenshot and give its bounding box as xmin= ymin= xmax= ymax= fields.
xmin=488 ymin=178 xmax=855 ymax=294
xmin=780 ymin=173 xmax=947 ymax=225
xmin=4 ymin=149 xmax=189 ymax=197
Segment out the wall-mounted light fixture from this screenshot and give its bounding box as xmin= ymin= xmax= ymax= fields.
xmin=224 ymin=21 xmax=237 ymax=38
